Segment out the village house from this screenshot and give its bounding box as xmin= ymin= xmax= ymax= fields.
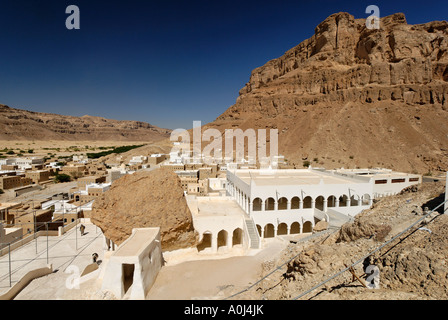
xmin=60 ymin=164 xmax=86 ymax=178
xmin=77 ymin=175 xmax=107 ymax=189
xmin=148 ymin=154 xmax=166 ymax=165
xmin=25 ymin=170 xmax=51 ymax=184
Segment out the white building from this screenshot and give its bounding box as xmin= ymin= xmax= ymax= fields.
xmin=73 ymin=155 xmax=89 ymax=164
xmin=189 ymin=167 xmax=422 ymax=253
xmin=0 ymin=158 xmax=16 ymax=166
xmin=129 ymin=156 xmax=148 ymax=166
xmin=100 ymin=228 xmax=163 ymax=300
xmin=331 ymin=168 xmax=422 ymax=198
xmin=226 ymin=168 xmax=374 ymax=239
xmin=2 ymin=157 xmax=44 ymax=170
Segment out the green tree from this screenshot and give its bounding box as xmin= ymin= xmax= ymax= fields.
xmin=55 ymin=174 xmax=72 ymax=183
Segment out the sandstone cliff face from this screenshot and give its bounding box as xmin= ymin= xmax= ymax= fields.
xmin=90 ymin=168 xmax=198 ymax=251
xmin=207 ymin=12 xmax=448 ymax=173
xmin=0 ymin=104 xmax=171 ymax=142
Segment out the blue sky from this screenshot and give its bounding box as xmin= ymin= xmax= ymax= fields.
xmin=0 ymin=0 xmax=446 ymax=130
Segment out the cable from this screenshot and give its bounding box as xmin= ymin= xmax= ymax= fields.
xmin=291 ymin=198 xmax=447 ymax=300
xmin=223 ymin=227 xmax=340 ymax=300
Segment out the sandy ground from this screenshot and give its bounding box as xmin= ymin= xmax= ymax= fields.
xmin=146 ymin=239 xmax=288 ymax=300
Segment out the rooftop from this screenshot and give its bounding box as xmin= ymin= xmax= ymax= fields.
xmin=113 ymin=228 xmax=159 ymax=257
xmin=233 ymin=169 xmax=359 ymax=186
xmin=333 ymin=168 xmax=420 ymax=178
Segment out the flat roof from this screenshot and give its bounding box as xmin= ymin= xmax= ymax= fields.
xmin=0 ymin=203 xmax=21 ymax=210
xmin=233 ymin=169 xmax=359 ymax=186
xmin=195 ymin=198 xmax=248 ymax=217
xmin=113 ymin=228 xmax=159 ymax=257
xmin=333 ymin=168 xmax=420 ymax=178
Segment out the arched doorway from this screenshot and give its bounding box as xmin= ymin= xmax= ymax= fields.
xmin=339 ymin=195 xmax=348 ymax=207
xmin=291 ymin=197 xmax=300 ymax=209
xmin=197 ymin=232 xmax=212 ymax=252
xmin=362 ymin=194 xmax=371 ymax=205
xmin=277 ymin=223 xmax=288 ymax=235
xmin=350 ymin=195 xmax=359 ymax=206
xmin=303 ymin=196 xmax=313 ymax=209
xmin=264 ymin=224 xmax=275 ymax=238
xmin=315 ymin=196 xmax=325 ymax=211
xmin=232 ymin=228 xmax=243 ymax=246
xmin=278 ymin=197 xmax=288 ymax=210
xmin=303 ymin=221 xmax=313 ymax=233
xmin=327 ymin=195 xmax=337 ymax=208
xmin=290 ymin=222 xmax=301 ymax=234
xmin=217 ymin=230 xmax=228 ymax=249
xmin=265 ymin=198 xmax=275 ymax=211
xmin=253 ymin=198 xmax=262 ymax=211
xmin=256 ymin=225 xmax=262 ymax=237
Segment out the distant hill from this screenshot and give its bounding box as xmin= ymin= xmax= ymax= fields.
xmin=0 ymin=104 xmax=171 ymax=142
xmin=205 ymin=12 xmax=448 ymax=174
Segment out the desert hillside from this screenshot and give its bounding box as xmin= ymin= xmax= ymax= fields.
xmin=205 ymin=12 xmax=448 ymax=174
xmin=0 ymin=104 xmax=171 ymax=142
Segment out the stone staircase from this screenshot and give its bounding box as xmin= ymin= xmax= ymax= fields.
xmin=245 ymin=219 xmax=261 ymax=249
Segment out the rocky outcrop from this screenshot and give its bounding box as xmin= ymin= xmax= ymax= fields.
xmin=206 ymin=12 xmax=448 ymax=173
xmin=337 ymin=218 xmax=392 ymax=243
xmin=0 ymin=104 xmax=171 ymax=142
xmin=90 ymin=168 xmax=198 ymax=251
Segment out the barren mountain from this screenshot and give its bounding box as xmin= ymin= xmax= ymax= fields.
xmin=205 ymin=12 xmax=448 ymax=174
xmin=0 ymin=104 xmax=171 ymax=142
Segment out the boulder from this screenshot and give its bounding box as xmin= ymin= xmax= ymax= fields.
xmin=91 ymin=168 xmax=198 ymax=251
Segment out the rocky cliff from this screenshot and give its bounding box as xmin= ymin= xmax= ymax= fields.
xmin=0 ymin=104 xmax=171 ymax=142
xmin=206 ymin=12 xmax=448 ymax=173
xmin=90 ymin=168 xmax=198 ymax=251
